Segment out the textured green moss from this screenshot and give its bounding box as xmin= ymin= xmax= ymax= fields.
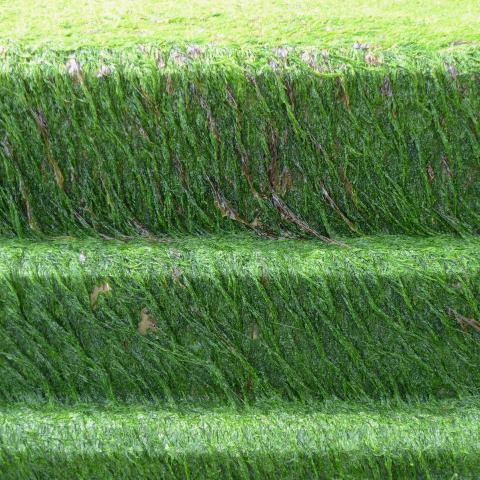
xmin=1 ymin=47 xmax=479 ymax=239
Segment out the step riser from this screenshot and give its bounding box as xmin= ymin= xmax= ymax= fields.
xmin=3 ymin=451 xmax=477 ymax=479
xmin=2 ymin=238 xmax=480 ymax=402
xmin=1 ymin=50 xmax=479 ymax=237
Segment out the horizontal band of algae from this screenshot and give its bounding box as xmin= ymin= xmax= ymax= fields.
xmin=1 ymin=234 xmax=480 ymax=403
xmin=2 ymin=399 xmax=480 ymax=479
xmin=0 ymin=47 xmax=479 ymax=238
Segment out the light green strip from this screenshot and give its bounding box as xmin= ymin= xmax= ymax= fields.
xmin=1 ymin=399 xmax=480 ymax=478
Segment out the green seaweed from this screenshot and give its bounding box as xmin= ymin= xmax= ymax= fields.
xmin=1 ymin=235 xmax=480 ymax=404
xmin=2 ymin=44 xmax=480 ymax=478
xmin=2 ymin=399 xmax=480 ymax=479
xmin=0 ymin=47 xmax=479 ymax=238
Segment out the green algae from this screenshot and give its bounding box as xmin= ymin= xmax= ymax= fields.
xmin=0 ymin=47 xmax=479 ymax=239
xmin=1 ymin=235 xmax=480 ymax=403
xmin=2 ymin=398 xmax=480 ymax=479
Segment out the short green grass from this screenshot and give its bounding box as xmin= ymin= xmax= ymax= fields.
xmin=0 ymin=0 xmax=479 ymax=49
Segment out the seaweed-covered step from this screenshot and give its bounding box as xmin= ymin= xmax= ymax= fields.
xmin=1 ymin=234 xmax=480 ymax=403
xmin=1 ymin=48 xmax=480 ymax=238
xmin=2 ymin=399 xmax=480 ymax=479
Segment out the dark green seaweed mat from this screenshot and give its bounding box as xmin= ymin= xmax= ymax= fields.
xmin=0 ymin=47 xmax=479 ymax=238
xmin=1 ymin=235 xmax=480 ymax=403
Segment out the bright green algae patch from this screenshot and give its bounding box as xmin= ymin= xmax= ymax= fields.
xmin=1 ymin=47 xmax=480 ymax=238
xmin=2 ymin=234 xmax=480 ymax=403
xmin=2 ymin=399 xmax=480 ymax=479
xmin=0 ymin=0 xmax=479 ymax=50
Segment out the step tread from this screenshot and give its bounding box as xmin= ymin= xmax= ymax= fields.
xmin=1 ymin=234 xmax=479 ymax=276
xmin=2 ymin=400 xmax=480 ymax=478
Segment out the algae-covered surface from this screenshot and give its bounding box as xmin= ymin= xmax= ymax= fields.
xmin=1 ymin=47 xmax=480 ymax=238
xmin=2 ymin=235 xmax=480 ymax=403
xmin=2 ymin=399 xmax=480 ymax=478
xmin=2 ymin=1 xmax=480 ymax=477
xmin=0 ymin=0 xmax=478 ymax=50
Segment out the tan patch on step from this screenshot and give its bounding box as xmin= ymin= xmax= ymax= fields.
xmin=365 ymin=53 xmax=382 ymax=66
xmin=172 ymin=266 xmax=187 ymax=288
xmin=138 ymin=308 xmax=158 ymax=335
xmin=251 ymin=323 xmax=259 ymax=341
xmin=448 ymin=307 xmax=480 ymax=333
xmin=89 ymin=282 xmax=112 ymax=309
